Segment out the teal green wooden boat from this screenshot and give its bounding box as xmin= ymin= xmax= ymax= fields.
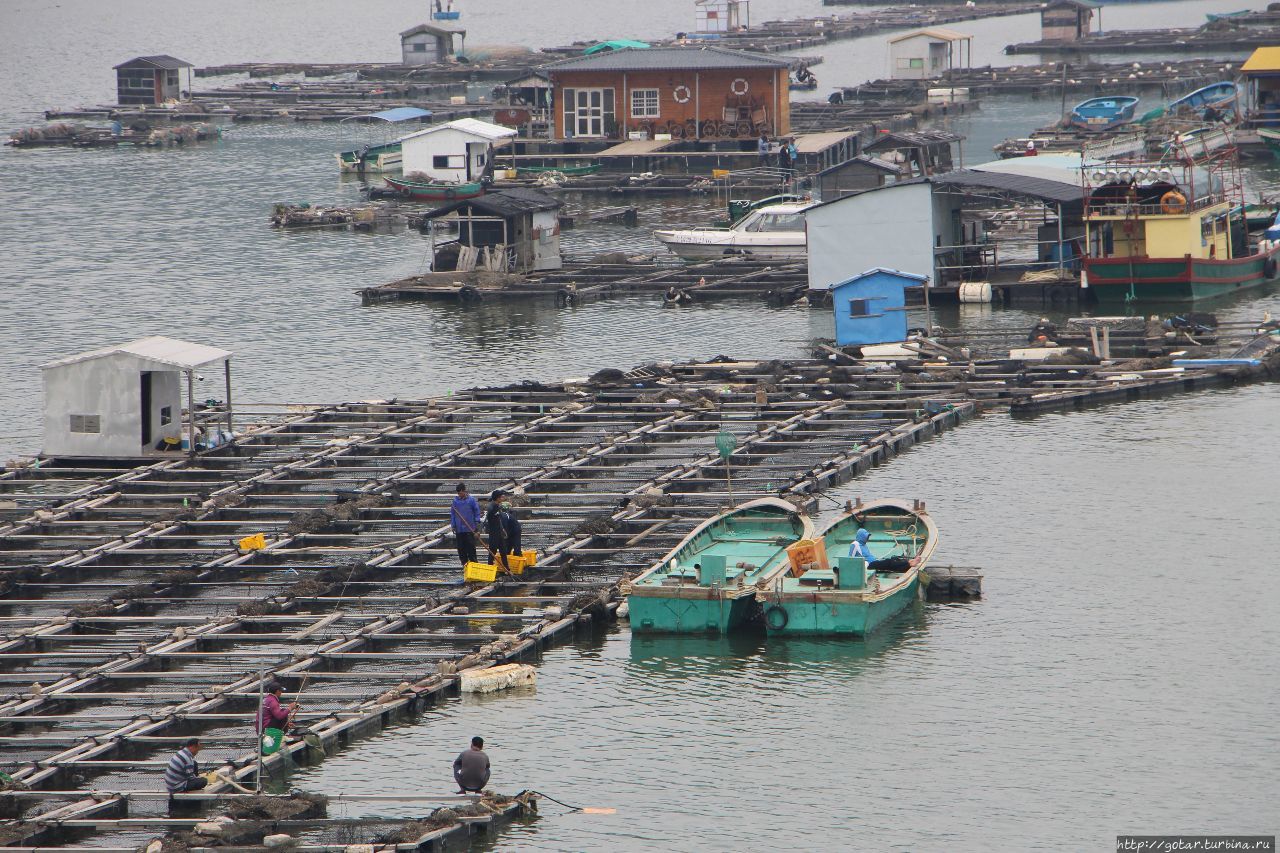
xmin=758 ymin=499 xmax=937 ymax=637
xmin=626 ymin=497 xmax=814 ymax=634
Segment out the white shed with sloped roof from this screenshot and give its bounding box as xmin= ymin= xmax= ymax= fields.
xmin=41 ymin=336 xmax=233 ymax=459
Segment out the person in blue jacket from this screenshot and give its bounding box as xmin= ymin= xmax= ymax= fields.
xmin=450 ymin=483 xmax=483 ymax=566
xmin=848 ymin=528 xmax=914 ymax=572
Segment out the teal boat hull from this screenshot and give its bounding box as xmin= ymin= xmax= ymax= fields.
xmin=763 ymin=574 xmax=919 ymax=637
xmin=628 ymin=591 xmax=756 ymax=634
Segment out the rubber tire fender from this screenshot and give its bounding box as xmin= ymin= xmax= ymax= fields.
xmin=1265 ymin=256 xmax=1277 ymax=279
xmin=764 ymin=605 xmax=788 ymax=630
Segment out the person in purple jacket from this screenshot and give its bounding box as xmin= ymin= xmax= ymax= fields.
xmin=256 ymin=681 xmax=296 ymax=737
xmin=450 ymin=483 xmax=483 ymax=567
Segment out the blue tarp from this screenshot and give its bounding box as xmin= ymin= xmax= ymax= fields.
xmin=341 ymin=107 xmax=433 ymax=123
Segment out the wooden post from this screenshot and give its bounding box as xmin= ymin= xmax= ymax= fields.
xmin=224 ymin=359 xmax=233 ymax=438
xmin=186 ymin=370 xmax=196 ymax=457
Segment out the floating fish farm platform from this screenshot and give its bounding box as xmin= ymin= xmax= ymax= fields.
xmin=1 ymin=337 xmax=1278 ymax=848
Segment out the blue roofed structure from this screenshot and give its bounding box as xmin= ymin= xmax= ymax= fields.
xmin=830 ymin=268 xmax=926 ymax=347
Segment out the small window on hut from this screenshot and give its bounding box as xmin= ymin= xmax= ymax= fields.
xmin=910 ymin=58 xmax=924 ymax=69
xmin=631 ymin=88 xmax=660 ymax=118
xmin=433 ymin=155 xmax=465 ymax=169
xmin=160 ymin=406 xmax=172 ymax=426
xmin=69 ymin=414 xmax=101 ymax=434
xmin=849 ymin=299 xmax=870 ymax=317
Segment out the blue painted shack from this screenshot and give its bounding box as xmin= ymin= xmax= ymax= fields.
xmin=830 ymin=268 xmax=923 ymax=346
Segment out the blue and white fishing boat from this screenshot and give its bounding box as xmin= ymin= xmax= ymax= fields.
xmin=1067 ymin=96 xmax=1140 ymax=131
xmin=335 ymin=107 xmax=433 ymax=173
xmin=1169 ymin=81 xmax=1239 ymax=115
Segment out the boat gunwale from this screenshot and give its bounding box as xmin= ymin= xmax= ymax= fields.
xmin=761 ymin=498 xmax=938 ymax=605
xmin=629 ymin=496 xmax=814 ymax=597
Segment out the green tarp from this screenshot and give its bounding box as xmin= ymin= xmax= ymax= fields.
xmin=583 ymin=40 xmax=651 ymax=55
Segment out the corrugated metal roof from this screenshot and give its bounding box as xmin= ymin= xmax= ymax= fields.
xmin=400 ymin=21 xmax=466 ymax=37
xmin=1044 ymin=0 xmax=1102 ymax=10
xmin=42 ymin=337 xmax=232 ymax=370
xmin=113 ymin=55 xmax=193 ymax=70
xmin=865 ymin=129 xmax=963 ymax=149
xmin=540 ymin=46 xmax=790 ymax=73
xmin=1242 ymin=47 xmax=1280 ymax=73
xmin=888 ymin=27 xmax=972 ymax=44
xmin=425 ymin=188 xmax=562 ymax=219
xmin=340 ymin=107 xmax=432 ymax=123
xmin=817 ymin=154 xmax=902 ymax=177
xmin=838 ymin=267 xmax=929 ymax=284
xmin=934 ymin=169 xmax=1083 ymax=205
xmin=793 ymin=130 xmax=858 ymax=154
xmin=399 ymin=118 xmax=517 ymax=143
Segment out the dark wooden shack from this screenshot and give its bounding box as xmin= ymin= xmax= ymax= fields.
xmin=114 ymin=55 xmax=193 ymax=106
xmin=816 ymin=155 xmax=902 ymax=201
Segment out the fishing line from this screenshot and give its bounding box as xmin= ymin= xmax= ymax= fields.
xmin=528 ymin=790 xmax=616 ymax=815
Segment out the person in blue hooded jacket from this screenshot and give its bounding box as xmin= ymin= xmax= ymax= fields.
xmin=848 ymin=528 xmax=913 ymax=572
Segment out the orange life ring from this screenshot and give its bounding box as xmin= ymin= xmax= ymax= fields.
xmin=1160 ymin=190 xmax=1187 ymax=214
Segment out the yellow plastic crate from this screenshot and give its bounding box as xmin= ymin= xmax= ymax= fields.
xmin=522 ymin=549 xmax=537 ymax=567
xmin=238 ymin=533 xmax=267 ymax=551
xmin=711 ymin=168 xmax=730 ymax=179
xmin=505 ymin=554 xmax=526 ymax=575
xmin=464 ymin=561 xmax=497 ymax=583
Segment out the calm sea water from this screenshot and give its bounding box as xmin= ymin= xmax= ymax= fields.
xmin=1 ymin=2 xmax=1278 ymax=848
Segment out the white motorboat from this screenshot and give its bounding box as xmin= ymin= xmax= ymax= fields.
xmin=653 ymin=202 xmax=812 ymax=260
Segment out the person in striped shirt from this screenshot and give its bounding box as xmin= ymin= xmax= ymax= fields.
xmin=164 ymin=738 xmax=207 ymax=794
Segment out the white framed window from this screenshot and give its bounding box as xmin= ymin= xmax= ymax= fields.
xmin=631 ymin=88 xmax=660 ymax=118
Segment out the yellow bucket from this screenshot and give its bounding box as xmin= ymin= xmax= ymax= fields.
xmin=505 ymin=554 xmax=526 ymax=575
xmin=238 ymin=533 xmax=267 ymax=551
xmin=464 ymin=561 xmax=498 ymax=583
xmin=521 ymin=549 xmax=537 ymax=567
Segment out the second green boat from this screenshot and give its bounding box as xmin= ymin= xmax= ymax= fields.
xmin=625 ymin=497 xmax=814 ymax=634
xmin=757 ymin=499 xmax=937 ymax=637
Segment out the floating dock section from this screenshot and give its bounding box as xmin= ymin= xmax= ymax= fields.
xmin=1 ymin=338 xmax=1278 ymax=847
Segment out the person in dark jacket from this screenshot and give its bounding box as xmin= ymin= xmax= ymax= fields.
xmin=486 ymin=490 xmax=509 ymax=569
xmin=453 ymin=736 xmax=491 ymax=793
xmin=450 ymin=483 xmax=483 ymax=566
xmin=501 ymin=500 xmax=522 ymax=558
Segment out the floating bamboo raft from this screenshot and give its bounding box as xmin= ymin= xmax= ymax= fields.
xmin=1 ymin=340 xmax=1278 ymax=847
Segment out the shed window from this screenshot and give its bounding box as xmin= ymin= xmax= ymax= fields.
xmin=631 ymin=88 xmax=660 ymax=118
xmin=160 ymin=406 xmax=172 ymax=426
xmin=69 ymin=414 xmax=101 ymax=434
xmin=433 ymin=155 xmax=465 ymax=168
xmin=910 ymin=58 xmax=924 ymax=69
xmin=849 ymin=299 xmax=870 ymax=317
xmin=411 ymin=43 xmax=427 ymax=51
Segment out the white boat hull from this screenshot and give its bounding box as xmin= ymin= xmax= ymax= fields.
xmin=654 ymin=230 xmax=807 ymax=261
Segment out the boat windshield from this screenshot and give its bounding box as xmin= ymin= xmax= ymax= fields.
xmin=742 ymin=212 xmax=805 ymax=232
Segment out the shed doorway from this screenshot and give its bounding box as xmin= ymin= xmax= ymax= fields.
xmin=140 ymin=372 xmax=153 ymax=447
